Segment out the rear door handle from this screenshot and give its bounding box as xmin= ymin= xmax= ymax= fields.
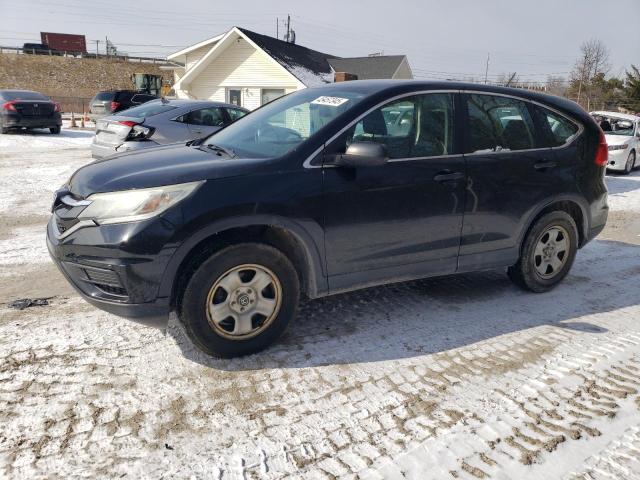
xmin=434 ymin=171 xmax=465 ymax=183
xmin=534 ymin=161 xmax=557 ymax=170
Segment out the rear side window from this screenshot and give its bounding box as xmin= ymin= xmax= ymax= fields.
xmin=184 ymin=107 xmax=226 ymax=126
xmin=119 ymin=101 xmax=177 ymax=118
xmin=536 ymin=107 xmax=579 ymax=147
xmin=466 ymin=94 xmax=536 ymax=153
xmin=115 ymin=91 xmax=134 ymax=102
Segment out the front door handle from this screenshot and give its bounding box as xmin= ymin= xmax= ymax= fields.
xmin=434 ymin=171 xmax=465 ymax=183
xmin=534 ymin=161 xmax=557 ymax=170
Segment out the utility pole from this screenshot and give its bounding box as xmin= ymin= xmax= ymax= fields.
xmin=276 ymin=17 xmax=279 ymax=39
xmin=286 ymin=14 xmax=291 ymax=42
xmin=105 ymin=36 xmax=109 ymax=58
xmin=95 ymin=39 xmax=99 ymax=56
xmin=484 ymin=53 xmax=490 ymax=85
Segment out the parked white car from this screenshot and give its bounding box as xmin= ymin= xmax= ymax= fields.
xmin=591 ymin=111 xmax=640 ymax=174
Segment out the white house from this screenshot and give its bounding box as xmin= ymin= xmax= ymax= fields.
xmin=167 ymin=27 xmax=412 ymax=110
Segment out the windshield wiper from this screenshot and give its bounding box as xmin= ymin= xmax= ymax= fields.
xmin=206 ymin=143 xmax=236 ymax=158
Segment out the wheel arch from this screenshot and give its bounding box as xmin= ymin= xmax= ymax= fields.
xmin=518 ymin=196 xmax=589 ymax=253
xmin=159 ymin=215 xmax=328 ymax=311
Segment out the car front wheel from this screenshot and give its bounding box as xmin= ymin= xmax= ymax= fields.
xmin=50 ymin=126 xmax=61 ymax=134
xmin=508 ymin=211 xmax=578 ymax=293
xmin=180 ymin=243 xmax=300 ymax=358
xmin=623 ymin=150 xmax=636 ymax=174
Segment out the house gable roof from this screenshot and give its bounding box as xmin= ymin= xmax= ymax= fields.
xmin=237 ymin=28 xmax=337 ymax=86
xmin=328 ymin=55 xmax=408 ymax=80
xmin=167 ymin=33 xmax=225 ymax=61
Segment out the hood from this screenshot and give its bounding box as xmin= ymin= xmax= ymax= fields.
xmin=68 ymin=143 xmax=266 ymax=198
xmin=604 ymin=134 xmax=633 ymax=146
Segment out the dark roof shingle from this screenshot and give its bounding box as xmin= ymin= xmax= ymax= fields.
xmin=328 ymin=56 xmax=407 ymax=80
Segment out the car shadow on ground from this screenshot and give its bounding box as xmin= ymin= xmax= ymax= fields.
xmin=168 ymin=238 xmax=640 ymax=372
xmin=1 ymin=128 xmax=93 ymax=138
xmin=606 ymin=169 xmax=640 ymax=195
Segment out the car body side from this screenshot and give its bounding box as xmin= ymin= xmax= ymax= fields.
xmin=47 ymin=81 xmax=608 ymax=328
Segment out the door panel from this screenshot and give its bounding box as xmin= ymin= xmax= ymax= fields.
xmin=458 ymin=93 xmax=567 ymax=271
xmin=321 ymin=92 xmax=465 ymax=289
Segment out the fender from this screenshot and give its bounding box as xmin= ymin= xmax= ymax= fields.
xmin=515 ymin=193 xmax=590 ymax=251
xmin=156 ymin=214 xmax=328 ymax=302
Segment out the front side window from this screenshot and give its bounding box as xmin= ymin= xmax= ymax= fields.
xmin=205 ymin=88 xmax=366 ymax=158
xmin=184 ymin=107 xmax=225 ymax=126
xmin=466 ymin=94 xmax=535 ymax=153
xmin=338 ymin=93 xmax=454 ymax=159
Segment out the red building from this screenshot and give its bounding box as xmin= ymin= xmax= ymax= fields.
xmin=40 ymin=32 xmax=87 ymax=54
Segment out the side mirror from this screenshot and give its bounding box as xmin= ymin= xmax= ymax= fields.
xmin=336 ymin=142 xmax=388 ymax=167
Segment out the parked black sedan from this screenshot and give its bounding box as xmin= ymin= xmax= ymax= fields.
xmin=0 ymin=90 xmax=62 ymax=134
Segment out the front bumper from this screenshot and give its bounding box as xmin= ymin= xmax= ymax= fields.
xmin=46 ymin=216 xmax=175 ymax=328
xmin=606 ymin=148 xmax=630 ymax=171
xmin=2 ymin=112 xmax=62 ymax=129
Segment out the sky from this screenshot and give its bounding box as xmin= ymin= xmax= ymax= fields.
xmin=1 ymin=0 xmax=639 ymax=84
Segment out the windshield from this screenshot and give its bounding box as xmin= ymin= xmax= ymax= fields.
xmin=2 ymin=91 xmax=49 ymax=101
xmin=204 ymin=88 xmax=367 ymax=158
xmin=116 ymin=100 xmax=177 ymax=118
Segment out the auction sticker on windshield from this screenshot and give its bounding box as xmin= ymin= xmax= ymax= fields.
xmin=311 ymin=96 xmax=350 ymax=107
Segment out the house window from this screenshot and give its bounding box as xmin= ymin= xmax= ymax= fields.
xmin=261 ymin=88 xmax=285 ymax=106
xmin=227 ymin=88 xmax=242 ymax=107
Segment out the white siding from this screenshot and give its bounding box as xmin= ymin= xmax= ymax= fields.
xmin=187 ymin=36 xmax=299 ymax=109
xmin=393 ymin=58 xmax=413 ymax=79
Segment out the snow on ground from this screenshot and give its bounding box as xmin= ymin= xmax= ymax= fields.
xmin=1 ymin=131 xmax=640 ymax=479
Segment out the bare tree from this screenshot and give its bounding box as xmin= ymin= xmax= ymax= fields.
xmin=570 ymin=38 xmax=611 ymax=108
xmin=546 ymin=75 xmax=568 ymax=97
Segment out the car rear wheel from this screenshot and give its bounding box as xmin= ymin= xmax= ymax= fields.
xmin=179 ymin=243 xmax=299 ymax=358
xmin=50 ymin=126 xmax=61 ymax=134
xmin=508 ymin=211 xmax=578 ymax=293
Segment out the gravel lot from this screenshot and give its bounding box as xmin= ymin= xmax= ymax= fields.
xmin=1 ymin=128 xmax=640 ymax=479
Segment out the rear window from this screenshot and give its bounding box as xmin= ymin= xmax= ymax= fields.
xmin=2 ymin=91 xmax=49 ymax=101
xmin=537 ymin=107 xmax=579 ymax=147
xmin=117 ymin=101 xmax=177 ymax=118
xmin=94 ymin=92 xmax=115 ymax=101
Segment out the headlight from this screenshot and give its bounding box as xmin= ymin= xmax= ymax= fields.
xmin=78 ymin=181 xmax=203 ymax=224
xmin=608 ymin=144 xmax=629 ymax=151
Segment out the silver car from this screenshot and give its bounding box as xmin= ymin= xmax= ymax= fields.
xmin=91 ymin=99 xmax=248 ymax=159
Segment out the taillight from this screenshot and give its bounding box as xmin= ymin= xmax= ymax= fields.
xmin=118 ymin=120 xmax=138 ymax=127
xmin=2 ymin=101 xmax=17 ymax=112
xmin=54 ymin=102 xmax=61 ymax=112
xmin=594 ymin=129 xmax=608 ymax=167
xmin=110 ymin=101 xmax=120 ymax=111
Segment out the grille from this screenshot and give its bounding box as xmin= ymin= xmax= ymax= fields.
xmin=94 ymin=284 xmax=128 ymax=297
xmin=84 ymin=268 xmax=121 ymax=287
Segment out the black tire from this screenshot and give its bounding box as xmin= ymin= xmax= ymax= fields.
xmin=179 ymin=243 xmax=300 ymax=358
xmin=625 ymin=150 xmax=636 ymax=173
xmin=508 ymin=211 xmax=578 ymax=293
xmin=0 ymin=127 xmax=7 ymax=134
xmin=50 ymin=126 xmax=61 ymax=134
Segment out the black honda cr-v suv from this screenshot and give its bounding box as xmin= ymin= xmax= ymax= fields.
xmin=48 ymin=81 xmax=609 ymax=357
